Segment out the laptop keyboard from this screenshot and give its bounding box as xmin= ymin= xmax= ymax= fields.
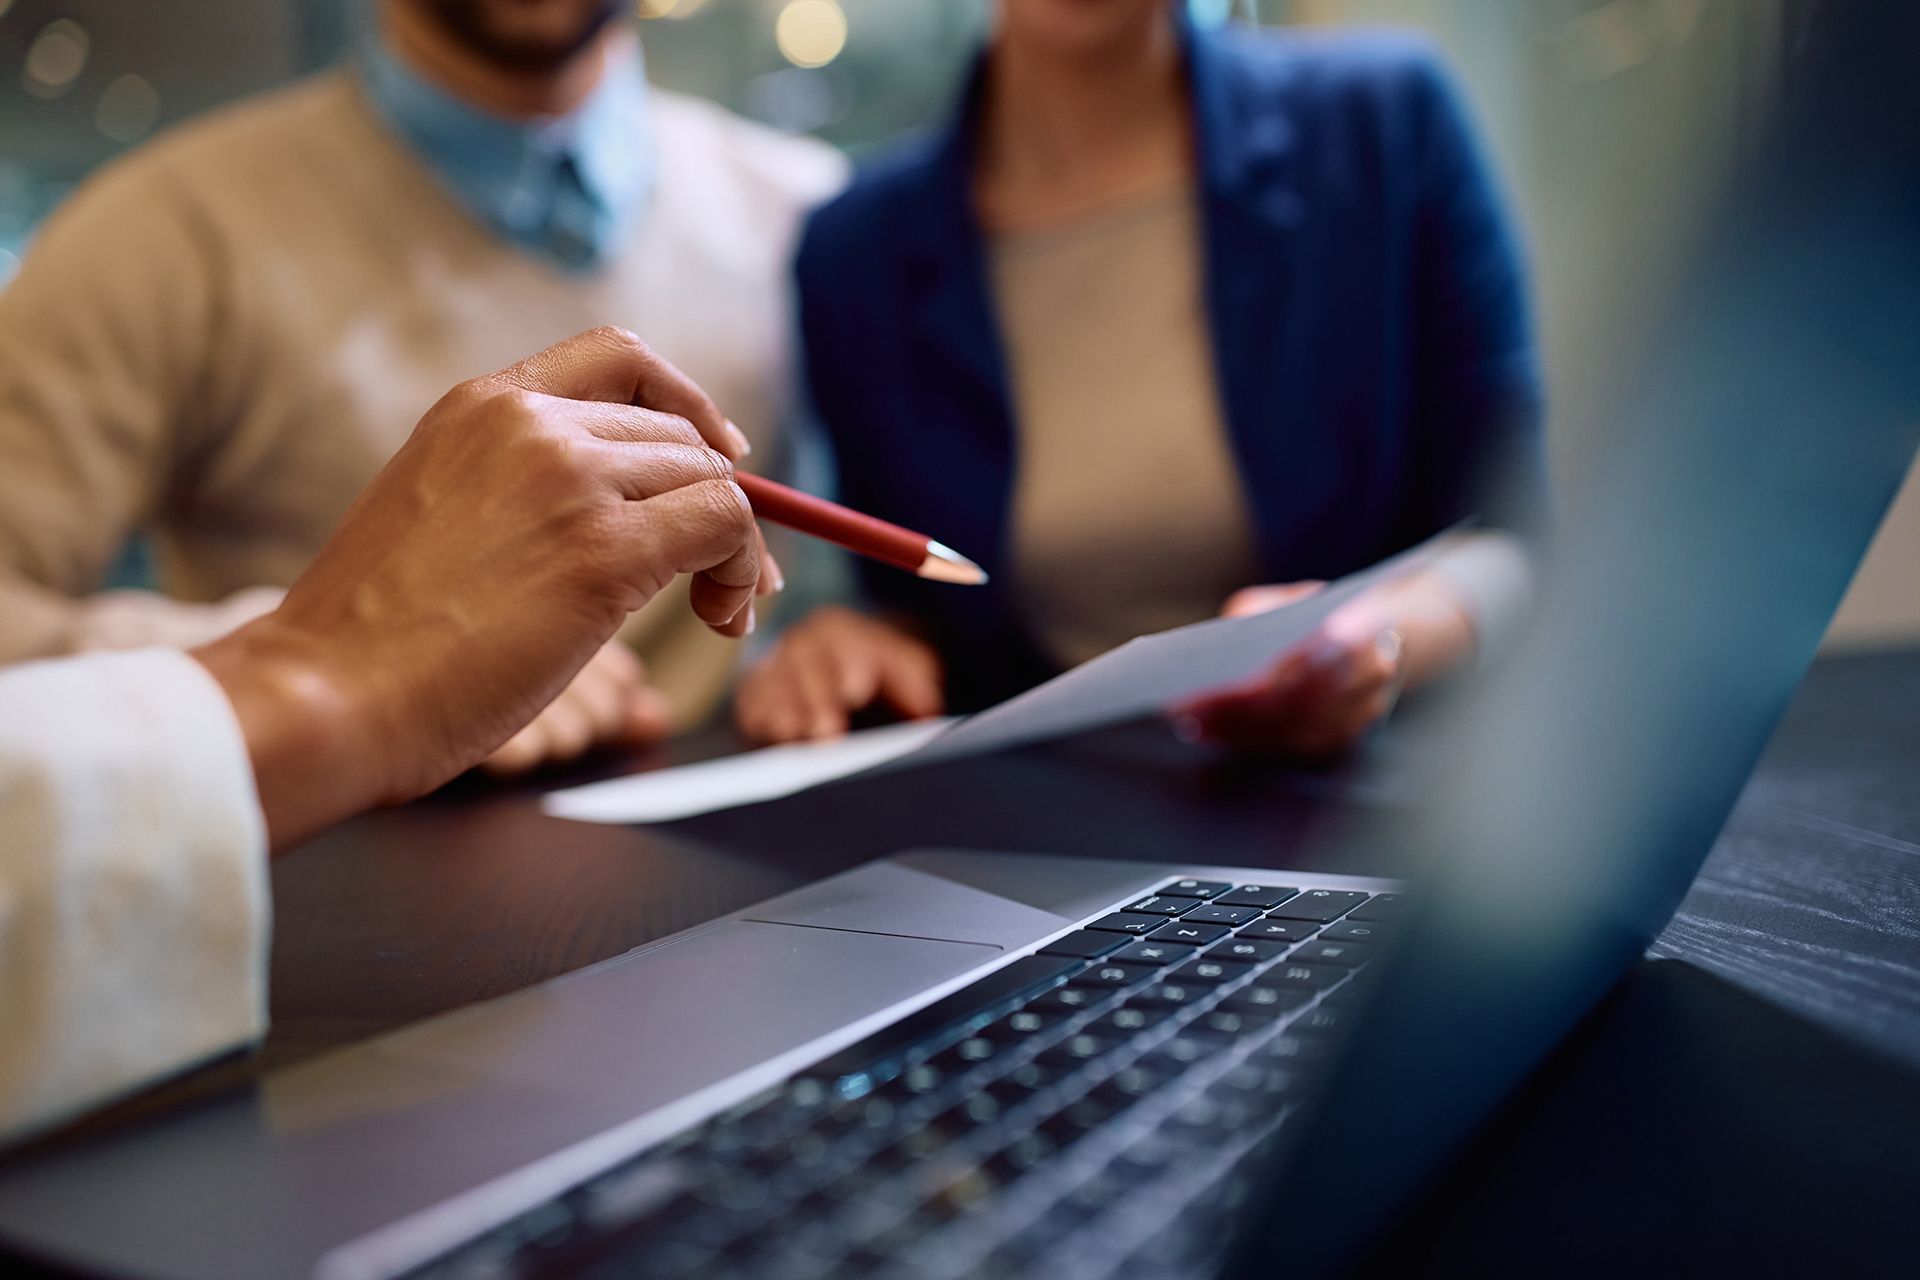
xmin=404 ymin=880 xmax=1398 ymax=1280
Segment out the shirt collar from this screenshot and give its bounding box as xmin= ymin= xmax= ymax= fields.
xmin=358 ymin=33 xmax=653 ymax=269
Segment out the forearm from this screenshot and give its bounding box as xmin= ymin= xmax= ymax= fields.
xmin=0 ymin=650 xmax=270 ymax=1143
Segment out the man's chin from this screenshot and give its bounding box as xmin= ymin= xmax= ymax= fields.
xmin=424 ymin=0 xmax=623 ymax=72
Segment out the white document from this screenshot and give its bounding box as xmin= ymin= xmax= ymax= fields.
xmin=544 ymin=535 xmax=1445 ymax=825
xmin=542 ymin=717 xmax=957 ymax=824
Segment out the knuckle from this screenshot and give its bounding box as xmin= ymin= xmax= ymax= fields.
xmin=533 ymin=424 xmax=594 ymax=486
xmin=586 ymin=324 xmax=651 ymax=361
xmin=691 ymin=444 xmax=737 ymax=483
xmin=650 ymin=412 xmax=705 ymax=449
xmin=480 ymin=384 xmax=544 ymax=435
xmin=698 ymin=477 xmax=755 ymax=537
xmin=430 ymin=375 xmax=514 ymax=430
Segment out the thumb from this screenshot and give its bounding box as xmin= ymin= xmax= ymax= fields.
xmin=1223 ymin=581 xmax=1327 ymax=618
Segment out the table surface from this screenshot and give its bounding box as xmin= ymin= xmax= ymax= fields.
xmin=9 ymin=647 xmax=1920 ymax=1275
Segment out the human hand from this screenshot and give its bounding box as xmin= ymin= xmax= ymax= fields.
xmin=1175 ymin=584 xmax=1405 ymax=760
xmin=734 ymin=606 xmax=944 ymax=743
xmin=193 ymin=327 xmax=768 ymax=848
xmin=480 ymin=640 xmax=673 ymax=776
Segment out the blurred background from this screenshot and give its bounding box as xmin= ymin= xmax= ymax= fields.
xmin=1 ymin=0 xmax=1912 ymax=645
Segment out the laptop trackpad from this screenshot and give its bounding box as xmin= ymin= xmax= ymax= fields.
xmin=742 ymin=860 xmax=1071 ymax=949
xmin=380 ymin=918 xmax=1007 ymax=1109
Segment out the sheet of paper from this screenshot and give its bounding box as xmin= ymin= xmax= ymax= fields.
xmin=544 ymin=533 xmax=1447 ymax=824
xmin=542 ymin=717 xmax=957 ymax=824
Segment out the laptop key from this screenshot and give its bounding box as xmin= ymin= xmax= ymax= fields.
xmin=1168 ymin=957 xmax=1239 ymax=985
xmin=1035 ymin=1033 xmax=1115 ymax=1072
xmin=923 ymin=1034 xmax=1003 ymax=1075
xmin=985 ymin=1130 xmax=1060 ymax=1181
xmin=1072 ymin=962 xmax=1157 ymax=990
xmin=1220 ymin=983 xmax=1311 ymax=1017
xmin=1294 ymin=939 xmax=1372 ymax=967
xmin=1180 ymin=904 xmax=1262 ymax=927
xmin=1028 ymin=985 xmax=1109 ymax=1015
xmin=1120 ymin=894 xmax=1195 ymax=917
xmin=984 ymin=1066 xmax=1048 ymax=1112
xmin=1039 ymin=930 xmax=1127 ymax=959
xmin=1138 ymin=1037 xmax=1212 ymax=1074
xmin=1215 ymin=884 xmax=1299 ymax=909
xmin=1039 ymin=1093 xmax=1119 ymax=1146
xmin=1237 ymin=919 xmax=1318 ymax=943
xmin=1266 ymin=961 xmax=1347 ymax=990
xmin=1147 ymin=920 xmax=1230 ymax=947
xmin=1287 ymin=1005 xmax=1355 ymax=1038
xmin=1257 ymin=1034 xmax=1329 ymax=1068
xmin=978 ymin=1008 xmax=1063 ymax=1044
xmin=1318 ymin=920 xmax=1388 ymax=944
xmin=804 ymin=954 xmax=1081 ymax=1083
xmin=1159 ymin=878 xmax=1232 ymax=899
xmin=1190 ymin=1008 xmax=1263 ymax=1041
xmin=1085 ymin=912 xmax=1159 ymax=935
xmin=1266 ymin=889 xmax=1370 ymax=922
xmin=1091 ymin=1062 xmax=1174 ymax=1108
xmin=1109 ymin=940 xmax=1189 ymax=966
xmin=1205 ymin=938 xmax=1286 ymax=965
xmin=1344 ymin=892 xmax=1403 ymax=922
xmin=1084 ymin=1005 xmax=1173 ymax=1038
xmin=1130 ymin=981 xmax=1207 ymax=1009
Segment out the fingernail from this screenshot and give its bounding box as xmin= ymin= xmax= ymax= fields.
xmin=724 ymin=419 xmax=752 ymax=458
xmin=744 ymin=603 xmax=757 ymax=636
xmin=767 ymin=560 xmax=786 ymax=593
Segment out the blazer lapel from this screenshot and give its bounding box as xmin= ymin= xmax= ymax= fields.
xmin=896 ymin=62 xmax=1021 ymax=580
xmin=1186 ymin=19 xmax=1316 ymax=572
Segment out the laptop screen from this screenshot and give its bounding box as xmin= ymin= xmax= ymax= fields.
xmin=1232 ymin=4 xmax=1920 ymax=1274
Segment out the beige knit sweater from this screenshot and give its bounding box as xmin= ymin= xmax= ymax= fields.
xmin=0 ymin=70 xmax=844 ymax=727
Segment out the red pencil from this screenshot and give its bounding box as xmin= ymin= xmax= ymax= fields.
xmin=733 ymin=472 xmax=987 ymax=585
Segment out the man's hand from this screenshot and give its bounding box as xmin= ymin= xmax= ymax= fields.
xmin=481 ymin=640 xmax=672 ymax=776
xmin=735 ymin=606 xmax=944 ymax=743
xmin=193 ymin=327 xmax=768 ymax=849
xmin=1175 ymin=585 xmax=1405 ymax=760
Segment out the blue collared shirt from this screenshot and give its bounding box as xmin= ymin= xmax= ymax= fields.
xmin=359 ymin=38 xmax=653 ymax=271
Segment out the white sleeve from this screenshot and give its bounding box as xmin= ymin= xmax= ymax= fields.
xmin=0 ymin=648 xmax=270 ymax=1142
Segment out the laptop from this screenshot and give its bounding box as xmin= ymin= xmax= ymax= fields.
xmin=1 ymin=4 xmax=1914 ymax=1278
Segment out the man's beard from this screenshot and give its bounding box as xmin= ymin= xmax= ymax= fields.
xmin=423 ymin=0 xmax=624 ymax=72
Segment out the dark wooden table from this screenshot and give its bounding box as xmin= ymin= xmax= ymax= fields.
xmin=9 ymin=648 xmax=1920 ymax=1276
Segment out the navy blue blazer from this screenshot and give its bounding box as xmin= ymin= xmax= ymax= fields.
xmin=795 ymin=21 xmax=1544 ymax=710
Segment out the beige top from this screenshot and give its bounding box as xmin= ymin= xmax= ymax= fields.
xmin=991 ymin=187 xmax=1263 ymax=668
xmin=0 ymin=71 xmax=845 ymax=727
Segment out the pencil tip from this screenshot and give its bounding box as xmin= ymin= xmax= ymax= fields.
xmin=920 ymin=541 xmax=989 ymax=585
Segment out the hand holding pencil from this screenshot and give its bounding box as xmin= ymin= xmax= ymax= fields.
xmin=733 ymin=472 xmax=986 ymax=586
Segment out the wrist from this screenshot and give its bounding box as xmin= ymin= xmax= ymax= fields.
xmin=191 ymin=614 xmax=384 ymax=852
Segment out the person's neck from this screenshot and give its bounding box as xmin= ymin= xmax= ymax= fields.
xmin=382 ymin=1 xmax=614 ymax=120
xmin=975 ymin=17 xmax=1190 ymax=231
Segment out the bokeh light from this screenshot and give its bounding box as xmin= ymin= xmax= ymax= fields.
xmin=775 ymin=0 xmax=847 ymax=69
xmin=96 ymin=74 xmax=162 ymax=144
xmin=23 ymin=19 xmax=91 ymax=99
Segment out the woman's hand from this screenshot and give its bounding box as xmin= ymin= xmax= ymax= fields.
xmin=735 ymin=606 xmax=944 ymax=743
xmin=481 ymin=640 xmax=673 ymax=776
xmin=1175 ymin=585 xmax=1406 ymax=760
